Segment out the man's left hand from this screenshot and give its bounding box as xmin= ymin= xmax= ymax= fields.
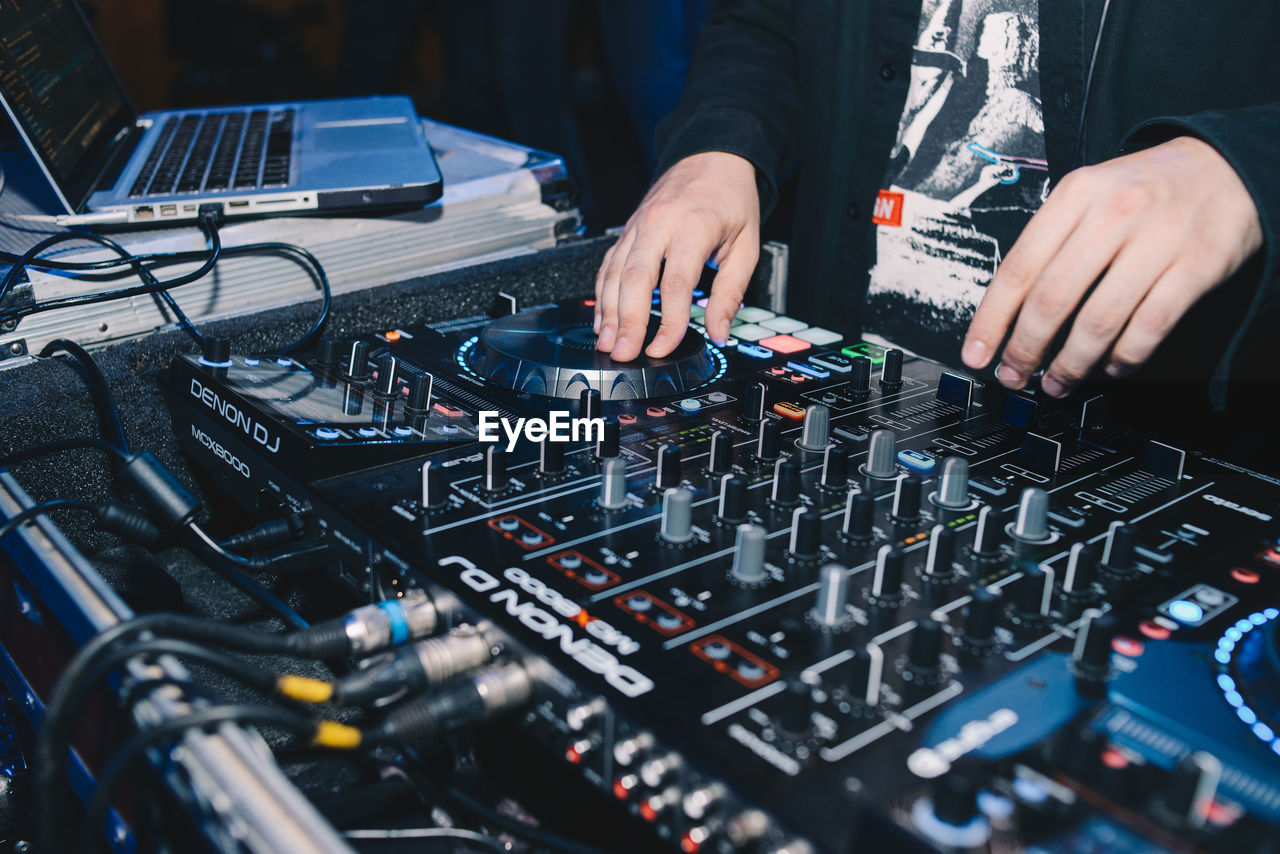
xmin=961 ymin=136 xmax=1263 ymax=397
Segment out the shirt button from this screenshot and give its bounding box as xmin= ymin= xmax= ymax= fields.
xmin=879 ymin=63 xmax=896 ymax=81
xmin=846 ymin=203 xmax=860 ymax=220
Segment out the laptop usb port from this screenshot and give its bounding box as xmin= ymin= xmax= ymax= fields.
xmin=227 ymin=200 xmax=250 ymax=208
xmin=135 ymin=206 xmax=154 ymax=219
xmin=160 ymin=204 xmax=177 ymax=216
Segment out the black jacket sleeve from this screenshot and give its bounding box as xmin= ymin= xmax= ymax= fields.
xmin=652 ymin=0 xmax=802 ymax=216
xmin=1122 ymin=103 xmax=1280 ymax=409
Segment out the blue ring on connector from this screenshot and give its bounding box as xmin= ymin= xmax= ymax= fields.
xmin=379 ymin=599 xmax=410 ymax=645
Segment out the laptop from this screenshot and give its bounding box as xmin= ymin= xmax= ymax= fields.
xmin=0 ymin=0 xmax=443 ymax=227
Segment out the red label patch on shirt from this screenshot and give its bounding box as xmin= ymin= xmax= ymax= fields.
xmin=872 ymin=190 xmax=904 ymax=226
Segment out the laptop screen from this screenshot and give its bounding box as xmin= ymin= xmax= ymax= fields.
xmin=0 ymin=0 xmax=134 ymax=212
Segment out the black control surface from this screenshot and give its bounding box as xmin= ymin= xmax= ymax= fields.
xmin=164 ymin=297 xmax=1280 ymax=854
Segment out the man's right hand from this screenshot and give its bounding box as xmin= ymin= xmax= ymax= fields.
xmin=594 ymin=151 xmax=760 ymax=362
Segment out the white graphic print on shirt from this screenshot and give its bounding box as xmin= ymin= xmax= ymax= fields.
xmin=865 ymin=0 xmax=1048 ymax=366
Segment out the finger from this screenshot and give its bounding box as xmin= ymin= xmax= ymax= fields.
xmin=1039 ymin=238 xmax=1176 ymax=397
xmin=646 ymin=232 xmax=718 ymax=358
xmin=594 ymin=244 xmax=616 ymax=333
xmin=611 ymin=232 xmax=669 ymax=361
xmin=596 ymin=228 xmax=636 ymax=351
xmin=962 ymin=172 xmax=1093 ymax=370
xmin=703 ymin=233 xmax=758 ymax=346
xmin=1104 ymin=263 xmax=1204 ymax=378
xmin=994 ymin=197 xmax=1138 ymax=388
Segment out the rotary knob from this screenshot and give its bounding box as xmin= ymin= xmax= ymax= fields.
xmin=730 ymin=524 xmax=768 ymax=585
xmin=580 ymin=388 xmax=602 ymax=421
xmin=716 ymin=474 xmax=748 ymax=525
xmin=880 ymin=348 xmax=904 ymax=390
xmin=821 ymin=443 xmax=848 ymax=489
xmin=891 ymin=473 xmax=923 ymax=523
xmin=797 ymin=404 xmax=831 ymax=452
xmin=744 ymin=381 xmax=767 ymax=422
xmin=539 ymin=438 xmax=566 ymax=476
xmin=931 ymin=457 xmax=971 ymax=510
xmin=595 ymin=418 xmax=621 ymax=459
xmin=756 ymin=420 xmax=781 ymax=461
xmin=840 ymin=490 xmax=875 ymax=544
xmin=660 ymin=487 xmax=694 ymax=544
xmin=787 ymin=507 xmax=821 ymax=561
xmin=861 ymin=429 xmax=898 ymax=481
xmin=850 ymin=356 xmax=872 ymax=396
xmin=374 ymin=354 xmax=399 ymax=397
xmin=770 ymin=458 xmax=801 ymax=507
xmin=811 ymin=563 xmax=850 ymax=628
xmin=1009 ymin=487 xmax=1052 ymax=544
xmin=708 ymin=429 xmax=734 ymax=474
xmin=655 ymin=443 xmax=683 ymax=491
xmin=344 ymin=340 xmax=372 ymax=381
xmin=406 ymin=372 xmax=434 ymax=413
xmin=599 ymin=457 xmax=629 ymax=510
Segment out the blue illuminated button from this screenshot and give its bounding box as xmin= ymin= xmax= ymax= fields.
xmin=897 ymin=449 xmax=937 ymax=474
xmin=394 ymin=426 xmax=413 ymax=437
xmin=357 ymin=427 xmax=378 ymax=438
xmin=243 ymin=357 xmax=260 ymax=367
xmin=440 ymin=423 xmax=459 ymax=434
xmin=276 ymin=357 xmax=293 ymax=367
xmin=737 ymin=343 xmax=773 ymax=359
xmin=787 ymin=360 xmax=829 ymax=379
xmin=315 ymin=427 xmax=341 ymax=440
xmin=679 ymin=398 xmax=702 ymax=412
xmin=1168 ymin=600 xmax=1204 ymax=624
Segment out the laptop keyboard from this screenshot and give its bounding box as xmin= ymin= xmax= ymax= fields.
xmin=129 ymin=108 xmax=295 ymax=198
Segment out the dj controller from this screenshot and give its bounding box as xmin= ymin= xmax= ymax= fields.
xmin=163 ymin=297 xmax=1280 ymax=853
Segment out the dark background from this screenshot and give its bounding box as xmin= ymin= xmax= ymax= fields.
xmin=68 ymin=0 xmax=712 ymax=233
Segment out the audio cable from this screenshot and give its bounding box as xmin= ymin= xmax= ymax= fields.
xmin=34 ymin=589 xmax=459 ymax=853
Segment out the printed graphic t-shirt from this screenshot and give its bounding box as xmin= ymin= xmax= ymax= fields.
xmin=864 ymin=0 xmax=1049 ymax=367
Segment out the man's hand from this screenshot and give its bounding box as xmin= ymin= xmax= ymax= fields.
xmin=595 ymin=151 xmax=760 ymax=362
xmin=961 ymin=136 xmax=1263 ymax=397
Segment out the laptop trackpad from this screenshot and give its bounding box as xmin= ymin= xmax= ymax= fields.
xmin=310 ymin=118 xmax=416 ymax=152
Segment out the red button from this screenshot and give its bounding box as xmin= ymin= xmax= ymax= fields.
xmin=1138 ymin=620 xmax=1172 ymax=640
xmin=646 ymin=406 xmax=667 ymax=417
xmin=1111 ymin=636 xmax=1144 ymax=657
xmin=759 ymin=334 xmax=811 ymax=354
xmin=1232 ymin=567 xmax=1261 ymax=584
xmin=618 ymin=413 xmax=637 ymax=424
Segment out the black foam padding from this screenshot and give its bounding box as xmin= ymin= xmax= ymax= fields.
xmin=0 ymin=235 xmax=774 ymax=551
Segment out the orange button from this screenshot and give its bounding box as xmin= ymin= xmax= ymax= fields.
xmin=759 ymin=334 xmax=810 ymax=354
xmin=384 ymin=330 xmax=401 ymax=341
xmin=773 ymin=402 xmax=805 ymax=420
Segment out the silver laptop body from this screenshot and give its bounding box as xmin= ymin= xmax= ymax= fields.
xmin=0 ymin=0 xmax=442 ymax=227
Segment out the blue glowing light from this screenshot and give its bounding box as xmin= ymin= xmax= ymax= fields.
xmin=1168 ymin=599 xmax=1204 ymax=624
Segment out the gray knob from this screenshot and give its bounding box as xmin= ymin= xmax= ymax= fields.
xmin=933 ymin=457 xmax=971 ymax=509
xmin=797 ymin=404 xmax=831 ymax=451
xmin=599 ymin=457 xmax=628 ymax=509
xmin=730 ymin=524 xmax=768 ymax=584
xmin=660 ymin=487 xmax=694 ymax=543
xmin=863 ymin=429 xmax=898 ymax=479
xmin=811 ymin=563 xmax=850 ymax=627
xmin=1011 ymin=487 xmax=1051 ymax=542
